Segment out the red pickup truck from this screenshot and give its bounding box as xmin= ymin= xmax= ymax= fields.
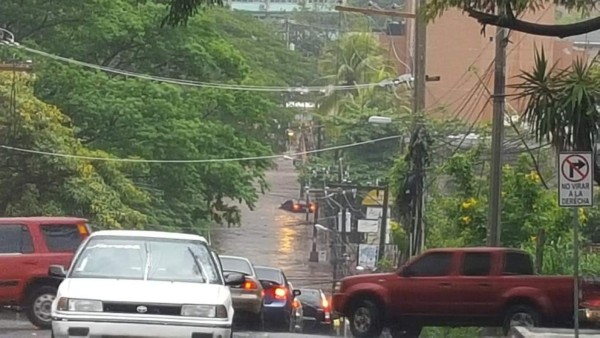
xmin=333 ymin=247 xmax=596 ymax=338
xmin=0 ymin=217 xmax=90 ymax=329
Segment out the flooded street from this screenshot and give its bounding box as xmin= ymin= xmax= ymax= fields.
xmin=213 ymin=158 xmax=332 ymax=290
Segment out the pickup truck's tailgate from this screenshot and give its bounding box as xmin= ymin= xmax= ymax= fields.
xmin=581 ymin=277 xmax=600 ymax=306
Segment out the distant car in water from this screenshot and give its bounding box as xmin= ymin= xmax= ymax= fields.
xmin=279 ymin=199 xmax=316 ymax=213
xmin=219 ymin=255 xmax=264 ymax=331
xmin=254 ymin=266 xmax=302 ymax=332
xmin=297 ymin=288 xmax=334 ymax=334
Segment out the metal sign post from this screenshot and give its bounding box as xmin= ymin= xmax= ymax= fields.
xmin=558 ymin=151 xmax=594 ymax=338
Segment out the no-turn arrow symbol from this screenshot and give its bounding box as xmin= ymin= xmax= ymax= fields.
xmin=561 ymin=155 xmax=590 ymax=183
xmin=569 ymin=159 xmax=586 ymax=179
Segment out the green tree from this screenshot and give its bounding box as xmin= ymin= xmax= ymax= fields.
xmin=2 ymin=0 xmax=317 ymax=229
xmin=425 ymin=0 xmax=599 ymax=38
xmin=0 ymin=72 xmax=149 ymax=229
xmin=513 ymin=50 xmax=600 ymax=185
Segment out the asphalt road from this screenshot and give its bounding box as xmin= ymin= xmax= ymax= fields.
xmin=0 ymin=158 xmax=334 ymax=337
xmin=213 ymin=158 xmax=332 ymax=290
xmin=0 ymin=312 xmax=331 ymax=338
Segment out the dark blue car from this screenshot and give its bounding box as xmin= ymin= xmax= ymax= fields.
xmin=254 ymin=266 xmax=302 ymax=332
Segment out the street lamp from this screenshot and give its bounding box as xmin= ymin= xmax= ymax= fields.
xmin=368 ymin=116 xmax=393 ymax=125
xmin=366 ymin=115 xmax=394 ymax=261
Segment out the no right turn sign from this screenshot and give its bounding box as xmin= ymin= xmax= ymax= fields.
xmin=558 ymin=152 xmax=594 ymax=207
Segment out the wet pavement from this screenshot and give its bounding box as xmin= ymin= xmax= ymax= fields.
xmin=0 ymin=158 xmax=334 ymax=337
xmin=212 ymin=158 xmax=333 ymax=291
xmin=0 ymin=311 xmax=331 ymax=337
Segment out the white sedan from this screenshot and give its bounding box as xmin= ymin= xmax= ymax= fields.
xmin=49 ymin=230 xmax=245 ymax=338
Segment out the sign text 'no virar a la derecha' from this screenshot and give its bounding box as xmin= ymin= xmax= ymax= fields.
xmin=558 ymin=152 xmax=594 ymax=207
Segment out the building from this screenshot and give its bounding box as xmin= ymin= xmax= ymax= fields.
xmin=378 ymin=4 xmax=590 ymax=122
xmin=226 ymin=0 xmax=338 ymax=17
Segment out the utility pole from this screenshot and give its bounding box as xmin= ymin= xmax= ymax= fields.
xmin=481 ymin=8 xmax=508 ymax=338
xmin=411 ymin=0 xmax=427 ymax=255
xmin=378 ymin=185 xmax=389 ymax=260
xmin=488 ymin=6 xmax=508 ymax=247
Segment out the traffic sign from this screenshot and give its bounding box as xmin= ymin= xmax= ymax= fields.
xmin=558 ymin=152 xmax=594 ymax=207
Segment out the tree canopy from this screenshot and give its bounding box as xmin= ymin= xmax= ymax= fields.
xmin=0 ymin=0 xmax=316 ymax=230
xmin=425 ymin=0 xmax=599 ymax=38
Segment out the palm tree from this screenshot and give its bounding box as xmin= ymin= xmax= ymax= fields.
xmin=513 ymin=49 xmax=600 ymax=185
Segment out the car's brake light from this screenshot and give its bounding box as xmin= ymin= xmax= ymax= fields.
xmin=274 ymin=287 xmax=287 ymax=299
xmin=243 ymin=281 xmax=258 ymax=290
xmin=322 ymin=297 xmax=329 ymax=309
xmin=292 ymin=204 xmax=300 ymax=211
xmin=292 ymin=298 xmax=301 ymax=309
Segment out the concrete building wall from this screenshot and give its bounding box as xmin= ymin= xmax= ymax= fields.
xmin=379 ymin=5 xmax=584 ymax=122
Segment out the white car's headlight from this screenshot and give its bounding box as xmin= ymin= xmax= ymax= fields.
xmin=56 ymin=298 xmax=103 ymax=312
xmin=181 ymin=304 xmax=227 ymax=318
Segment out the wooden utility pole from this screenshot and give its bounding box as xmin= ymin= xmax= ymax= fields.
xmin=336 ymin=1 xmax=431 ymax=257
xmin=488 ymin=7 xmax=508 ymax=247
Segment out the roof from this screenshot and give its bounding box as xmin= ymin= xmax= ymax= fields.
xmin=0 ymin=216 xmax=87 ymax=223
xmin=90 ymin=230 xmax=208 ymax=243
xmin=567 ymin=31 xmax=600 ymax=44
xmin=254 ymin=265 xmax=282 ymax=272
xmin=219 ymin=255 xmax=252 ymax=263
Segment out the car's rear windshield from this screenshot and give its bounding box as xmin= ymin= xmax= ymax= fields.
xmin=255 ymin=267 xmax=283 ymax=283
xmin=220 ymin=257 xmax=253 ymax=276
xmin=297 ymin=289 xmax=321 ymax=305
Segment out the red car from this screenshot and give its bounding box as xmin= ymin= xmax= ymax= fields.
xmin=0 ymin=217 xmax=91 ymax=328
xmin=333 ymin=247 xmax=600 ymax=337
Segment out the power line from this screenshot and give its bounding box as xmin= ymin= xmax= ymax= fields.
xmin=0 ymin=134 xmax=405 ymax=163
xmin=0 ymin=37 xmax=398 ymax=93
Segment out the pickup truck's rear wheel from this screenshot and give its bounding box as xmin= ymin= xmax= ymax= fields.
xmin=503 ymin=304 xmax=540 ymax=335
xmin=25 ymin=285 xmax=57 ymax=329
xmin=349 ymin=299 xmax=383 ymax=338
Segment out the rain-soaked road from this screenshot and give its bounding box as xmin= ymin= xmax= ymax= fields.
xmin=0 ymin=311 xmax=332 ymax=338
xmin=213 ymin=158 xmax=332 ymax=290
xmin=0 ymin=158 xmax=334 ymax=337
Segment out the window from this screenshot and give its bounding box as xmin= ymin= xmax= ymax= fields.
xmin=462 ymin=253 xmax=491 ymax=276
xmin=503 ymin=252 xmax=534 ymax=275
xmin=40 ymin=224 xmax=83 ymax=252
xmin=70 ymin=236 xmax=222 ymax=284
xmin=0 ymin=224 xmax=34 ymax=254
xmin=409 ymin=252 xmax=452 ymax=276
xmin=255 ymin=267 xmax=283 ymax=284
xmin=220 ymin=257 xmax=253 ymax=276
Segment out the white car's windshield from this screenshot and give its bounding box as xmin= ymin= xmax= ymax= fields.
xmin=70 ymin=236 xmax=222 ymax=284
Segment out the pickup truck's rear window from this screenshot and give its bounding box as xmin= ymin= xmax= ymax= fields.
xmin=40 ymin=224 xmax=84 ymax=252
xmin=503 ymin=252 xmax=534 ymax=275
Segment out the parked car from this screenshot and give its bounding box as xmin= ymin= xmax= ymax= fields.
xmin=0 ymin=217 xmax=91 ymax=329
xmin=279 ymin=199 xmax=315 ymax=213
xmin=297 ymin=288 xmax=333 ymax=334
xmin=219 ymin=255 xmax=265 ymax=330
xmin=49 ymin=230 xmax=243 ymax=338
xmin=254 ymin=266 xmax=302 ymax=332
xmin=333 ymin=247 xmax=600 ymax=338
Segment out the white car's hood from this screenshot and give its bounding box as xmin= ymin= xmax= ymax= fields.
xmin=58 ymin=278 xmax=229 ymax=305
